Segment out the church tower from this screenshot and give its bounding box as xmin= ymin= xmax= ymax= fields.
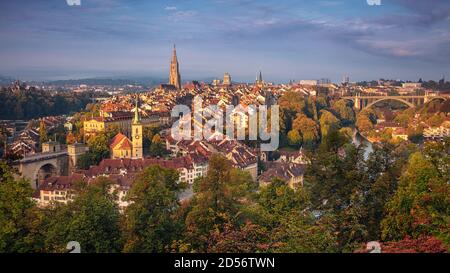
xmin=256 ymin=70 xmax=264 ymax=86
xmin=131 ymin=95 xmax=143 ymax=159
xmin=169 ymin=44 xmax=181 ymax=90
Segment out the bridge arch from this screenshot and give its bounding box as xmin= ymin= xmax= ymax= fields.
xmin=33 ymin=162 xmax=58 ymax=188
xmin=365 ymin=98 xmax=415 ymax=109
xmin=425 ymin=96 xmax=446 ymax=104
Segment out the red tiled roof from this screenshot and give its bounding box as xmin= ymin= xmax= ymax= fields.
xmin=110 ymin=133 xmax=131 ymax=150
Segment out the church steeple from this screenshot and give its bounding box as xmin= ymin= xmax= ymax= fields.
xmin=133 ymin=94 xmax=140 ymax=124
xmin=256 ymin=70 xmax=264 ymax=86
xmin=169 ymin=44 xmax=181 ymax=90
xmin=131 ymin=94 xmax=143 ymax=159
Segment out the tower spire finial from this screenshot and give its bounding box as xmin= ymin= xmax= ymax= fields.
xmin=133 ymin=94 xmax=140 ymax=124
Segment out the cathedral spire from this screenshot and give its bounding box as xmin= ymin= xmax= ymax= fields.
xmin=169 ymin=44 xmax=181 ymax=90
xmin=172 ymin=44 xmax=177 ymax=61
xmin=256 ymin=70 xmax=263 ymax=85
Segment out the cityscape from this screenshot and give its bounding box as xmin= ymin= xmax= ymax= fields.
xmin=0 ymin=0 xmax=449 ymax=260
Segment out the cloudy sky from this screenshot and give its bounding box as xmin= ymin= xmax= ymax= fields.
xmin=0 ymin=0 xmax=449 ymax=82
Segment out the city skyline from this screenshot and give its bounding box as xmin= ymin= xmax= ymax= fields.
xmin=0 ymin=0 xmax=450 ymax=82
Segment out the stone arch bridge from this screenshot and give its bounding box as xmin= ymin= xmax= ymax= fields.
xmin=342 ymin=94 xmax=449 ymax=110
xmin=15 ymin=150 xmax=69 ymax=189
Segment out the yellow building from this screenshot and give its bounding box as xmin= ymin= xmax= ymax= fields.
xmin=109 ymin=96 xmax=143 ymax=159
xmin=110 ymin=133 xmax=133 ymax=159
xmin=83 ymin=115 xmax=132 ymax=139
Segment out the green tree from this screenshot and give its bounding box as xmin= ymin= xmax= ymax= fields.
xmin=184 ymin=154 xmax=255 ymax=252
xmin=0 ymin=162 xmax=41 ymax=252
xmin=77 ymin=132 xmax=110 ymax=169
xmin=319 ymin=110 xmax=340 ymax=138
xmin=270 ymin=213 xmax=338 ymax=253
xmin=305 ymin=130 xmax=370 ymax=251
xmin=149 ymin=134 xmax=167 ymax=157
xmin=123 ymin=165 xmax=185 ymax=252
xmin=207 ymin=220 xmax=270 ymax=253
xmin=44 ymin=178 xmax=122 ymax=253
xmin=381 ymin=148 xmax=449 ymax=247
xmin=332 ymin=99 xmax=356 ymax=126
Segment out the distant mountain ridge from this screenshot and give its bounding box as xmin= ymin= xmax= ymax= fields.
xmin=0 ymin=75 xmax=226 ymax=87
xmin=44 ymin=77 xmax=166 ymax=87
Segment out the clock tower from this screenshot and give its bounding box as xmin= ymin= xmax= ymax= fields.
xmin=132 ymin=95 xmax=143 ymax=159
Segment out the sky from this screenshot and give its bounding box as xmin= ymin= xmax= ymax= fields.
xmin=0 ymin=0 xmax=449 ymax=83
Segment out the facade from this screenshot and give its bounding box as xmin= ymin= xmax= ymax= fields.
xmin=259 ymin=162 xmax=305 ymax=190
xmin=165 ymin=136 xmax=258 ymax=181
xmin=402 ymin=82 xmax=422 ymax=89
xmin=169 ymin=45 xmax=181 ymax=90
xmin=67 ymin=143 xmax=89 ymax=173
xmin=392 ymin=128 xmax=409 ymax=141
xmin=83 ymin=115 xmax=133 ymax=139
xmin=223 ymin=73 xmax=232 ymax=86
xmin=110 ymin=133 xmax=132 ymax=159
xmin=110 ymin=96 xmax=143 ymax=159
xmin=35 ymin=155 xmax=209 ymax=208
xmin=423 ymin=121 xmax=450 ymax=140
xmin=299 ymin=80 xmax=319 ymax=86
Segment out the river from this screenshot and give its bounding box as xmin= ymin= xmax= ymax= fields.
xmin=352 ymin=129 xmax=374 ymax=160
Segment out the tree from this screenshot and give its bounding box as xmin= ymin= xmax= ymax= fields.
xmin=207 ymin=220 xmax=270 ymax=253
xmin=381 ymin=150 xmax=449 ymax=246
xmin=319 ymin=110 xmax=340 ymax=138
xmin=356 ymin=115 xmax=374 ymax=132
xmin=143 ymin=125 xmax=161 ymax=152
xmin=278 ymin=92 xmax=307 ymax=135
xmin=332 ymin=99 xmax=355 ymax=126
xmin=269 ymin=213 xmax=339 ymax=253
xmin=0 ymin=83 xmax=93 ymax=120
xmin=305 ymin=132 xmax=370 ymax=251
xmin=257 ymin=178 xmax=308 ymax=227
xmin=184 ymin=154 xmax=256 ymax=252
xmin=252 ymin=178 xmax=338 ymax=253
xmin=287 ymin=130 xmax=301 ymax=147
xmin=292 ymin=114 xmax=320 ymax=149
xmin=78 ymin=132 xmax=110 ymax=168
xmin=44 ymin=178 xmax=122 ymax=253
xmin=39 ymin=120 xmax=48 ymax=145
xmin=363 ymin=143 xmax=404 ymax=240
xmin=381 ymin=236 xmax=447 ymax=253
xmin=0 ymin=162 xmax=41 ymax=252
xmin=149 ymin=134 xmax=167 ymax=157
xmin=123 ymin=165 xmax=185 ymax=252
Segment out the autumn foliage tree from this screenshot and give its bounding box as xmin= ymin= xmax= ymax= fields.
xmin=122 ymin=165 xmax=185 ymax=252
xmin=183 ymin=154 xmax=256 ymax=252
xmin=381 ymin=141 xmax=449 ymax=246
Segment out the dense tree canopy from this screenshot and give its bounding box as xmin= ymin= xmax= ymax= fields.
xmin=0 ymin=84 xmax=94 ymax=120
